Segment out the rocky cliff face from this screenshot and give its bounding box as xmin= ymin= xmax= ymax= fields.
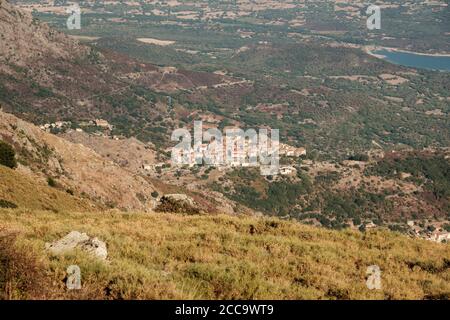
xmin=0 ymin=0 xmax=87 ymax=66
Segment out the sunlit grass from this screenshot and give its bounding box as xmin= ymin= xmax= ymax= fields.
xmin=0 ymin=208 xmax=449 ymax=300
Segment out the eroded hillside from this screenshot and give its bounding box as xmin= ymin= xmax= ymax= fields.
xmin=0 ymin=110 xmax=158 ymax=211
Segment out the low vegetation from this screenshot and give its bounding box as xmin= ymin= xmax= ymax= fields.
xmin=366 ymin=152 xmax=450 ymax=200
xmin=0 ymin=231 xmax=50 ymax=299
xmin=0 ymin=209 xmax=449 ymax=300
xmin=0 ymin=165 xmax=93 ymax=212
xmin=0 ymin=141 xmax=16 ymax=169
xmin=155 ymin=196 xmax=200 ymax=215
xmin=0 ymin=199 xmax=17 ymax=209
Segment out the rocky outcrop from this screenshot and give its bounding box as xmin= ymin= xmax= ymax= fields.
xmin=163 ymin=194 xmax=196 ymax=206
xmin=156 ymin=194 xmax=201 ymax=214
xmin=0 ymin=0 xmax=87 ymax=66
xmin=45 ymin=231 xmax=107 ymax=260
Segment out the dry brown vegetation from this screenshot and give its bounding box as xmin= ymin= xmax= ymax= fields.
xmin=0 ymin=208 xmax=449 ymax=300
xmin=0 ymin=111 xmax=158 ymax=212
xmin=0 ymin=165 xmax=94 ymax=213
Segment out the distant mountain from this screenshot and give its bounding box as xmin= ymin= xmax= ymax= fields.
xmin=0 ymin=0 xmax=233 ymax=147
xmin=0 ymin=0 xmax=86 ymax=65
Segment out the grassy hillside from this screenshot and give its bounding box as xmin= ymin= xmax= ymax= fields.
xmin=0 ymin=165 xmax=95 ymax=212
xmin=0 ymin=208 xmax=449 ymax=300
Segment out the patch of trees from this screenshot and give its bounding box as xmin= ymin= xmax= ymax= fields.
xmin=367 ymin=154 xmax=450 ymax=200
xmin=225 ymin=169 xmax=312 ymax=216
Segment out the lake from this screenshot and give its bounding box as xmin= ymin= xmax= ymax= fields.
xmin=373 ymin=49 xmax=450 ymax=72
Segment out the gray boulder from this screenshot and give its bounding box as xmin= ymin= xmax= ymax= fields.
xmin=163 ymin=194 xmax=195 ymax=206
xmin=156 ymin=194 xmax=200 ymax=214
xmin=45 ymin=231 xmax=107 ymax=260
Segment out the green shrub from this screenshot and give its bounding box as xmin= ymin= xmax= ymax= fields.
xmin=348 ymin=154 xmax=369 ymax=162
xmin=0 ymin=141 xmax=17 ymax=169
xmin=47 ymin=177 xmax=57 ymax=188
xmin=0 ymin=199 xmax=18 ymax=209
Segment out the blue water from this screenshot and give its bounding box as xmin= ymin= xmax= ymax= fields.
xmin=374 ymin=49 xmax=450 ymax=72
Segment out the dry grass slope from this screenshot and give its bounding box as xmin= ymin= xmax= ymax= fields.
xmin=0 ymin=110 xmax=157 ymax=211
xmin=0 ymin=165 xmax=94 ymax=212
xmin=0 ymin=208 xmax=449 ymax=300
